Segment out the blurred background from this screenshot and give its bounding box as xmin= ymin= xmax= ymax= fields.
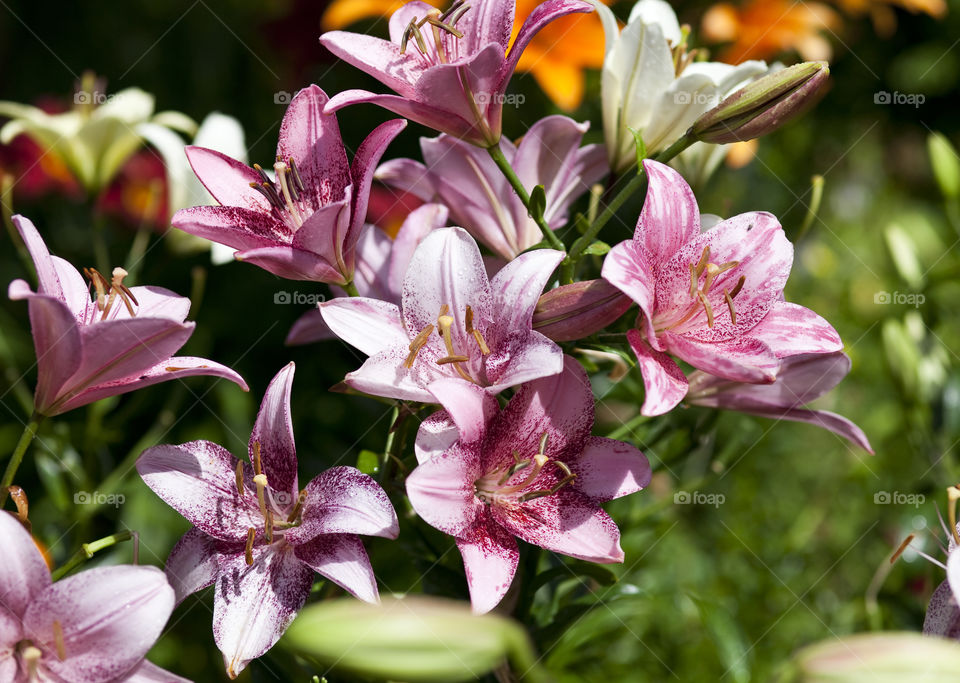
xmin=1 ymin=0 xmax=959 ymax=680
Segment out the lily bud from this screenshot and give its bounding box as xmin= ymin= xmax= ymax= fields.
xmin=690 ymin=61 xmax=829 ymax=144
xmin=533 ymin=279 xmax=632 ymax=342
xmin=781 ymin=632 xmax=960 ymax=682
xmin=282 ymin=596 xmax=545 ymax=682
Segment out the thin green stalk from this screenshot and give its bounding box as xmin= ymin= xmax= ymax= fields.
xmin=343 ymin=281 xmax=360 ymax=297
xmin=1 ymin=414 xmax=44 ymax=505
xmin=487 ymin=143 xmax=565 ymax=251
xmin=51 ymin=530 xmax=134 ymax=581
xmin=795 ymin=174 xmax=824 ymax=241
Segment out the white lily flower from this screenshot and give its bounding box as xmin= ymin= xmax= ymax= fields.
xmin=0 ymin=75 xmax=196 ymax=193
xmin=593 ymin=0 xmax=768 ymax=174
xmin=138 ymin=112 xmax=247 ymax=264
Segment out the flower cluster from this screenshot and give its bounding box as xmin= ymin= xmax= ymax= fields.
xmin=1 ymin=0 xmax=873 ymax=679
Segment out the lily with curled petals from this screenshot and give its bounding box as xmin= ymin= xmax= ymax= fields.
xmin=687 ymin=352 xmax=872 ymax=452
xmin=172 ymin=85 xmax=405 ymax=286
xmin=136 ymin=363 xmax=398 ymax=678
xmin=407 ymin=356 xmax=650 ymax=613
xmin=602 ymin=160 xmax=842 ymax=416
xmin=7 ymin=215 xmax=247 ymax=417
xmin=320 ymin=227 xmax=565 ymax=403
xmin=376 ymin=115 xmax=607 ymax=260
xmin=286 ymin=203 xmax=448 ymax=346
xmin=0 ymin=510 xmax=185 ymax=682
xmin=593 ymin=0 xmax=767 ymax=173
xmin=320 ymin=0 xmax=593 ymax=146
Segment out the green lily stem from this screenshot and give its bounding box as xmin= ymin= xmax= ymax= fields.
xmin=343 ymin=281 xmax=360 ymax=297
xmin=0 ymin=415 xmax=44 ymax=505
xmin=486 ymin=142 xmax=565 ymax=252
xmin=51 ymin=530 xmax=135 ymax=581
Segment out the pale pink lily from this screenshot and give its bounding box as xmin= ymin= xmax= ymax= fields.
xmin=916 ymin=508 xmax=960 ymax=639
xmin=7 ymin=215 xmax=247 ymax=417
xmin=602 ymin=160 xmax=842 ymax=416
xmin=286 ymin=203 xmax=449 ymax=345
xmin=320 ymin=0 xmax=593 ymax=146
xmin=320 ymin=227 xmax=565 ymax=403
xmin=376 ymin=115 xmax=607 ymax=260
xmin=0 ymin=511 xmax=185 ymax=682
xmin=172 ymin=85 xmax=405 ymax=285
xmin=407 ymin=356 xmax=650 ymax=613
xmin=136 ymin=363 xmax=398 ymax=678
xmin=687 ymin=352 xmax=872 ymax=452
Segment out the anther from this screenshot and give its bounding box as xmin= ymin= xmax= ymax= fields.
xmin=688 ymin=263 xmax=698 ymax=299
xmin=287 ymin=489 xmax=307 ymax=523
xmin=52 ymin=619 xmax=66 ymax=660
xmin=253 ymin=442 xmax=262 ymax=476
xmin=724 ymin=289 xmax=736 ymax=325
xmin=288 ymin=157 xmax=305 ymax=192
xmin=404 ymin=324 xmax=435 ymax=368
xmin=436 ymin=355 xmax=470 ymax=364
xmin=698 ymin=291 xmax=715 ymax=327
xmin=694 ymin=246 xmax=710 ymax=276
xmin=235 ymin=461 xmax=244 ymax=498
xmin=465 ymin=305 xmax=490 ymax=355
xmin=7 ymin=485 xmax=29 ymax=527
xmin=245 ymin=527 xmax=255 ymax=565
xmin=890 ymin=534 xmax=915 ymax=564
xmin=729 ymin=275 xmax=745 ymax=299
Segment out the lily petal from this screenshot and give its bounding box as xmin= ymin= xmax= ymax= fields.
xmin=319 ymin=297 xmax=407 ymax=358
xmin=165 ymin=528 xmax=231 ymax=604
xmin=406 ymin=444 xmax=483 ymax=537
xmin=235 ymin=244 xmax=345 ymax=283
xmin=636 ymin=160 xmax=701 ymax=264
xmin=0 ymin=509 xmax=51 ymax=617
xmin=749 ymin=301 xmax=843 ymax=358
xmin=627 ymin=328 xmax=689 ymax=416
xmin=184 ymin=146 xmax=269 ymax=211
xmin=576 ymin=436 xmax=651 ymax=503
xmin=426 ymin=378 xmax=499 ymax=446
xmin=489 ymin=248 xmax=565 ymax=336
xmin=602 ymin=240 xmax=658 ymax=345
xmin=457 ymin=512 xmax=520 ymax=615
xmin=122 ymin=659 xmax=192 ymax=683
xmin=664 ymin=332 xmax=779 ymax=384
xmin=249 ymin=363 xmax=299 ymax=498
xmin=172 ymin=205 xmax=291 ymax=251
xmin=294 ymin=534 xmax=380 ymax=604
xmin=349 ymin=118 xmax=408 ymax=245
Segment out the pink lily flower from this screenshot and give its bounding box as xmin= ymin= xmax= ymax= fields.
xmin=136 ymin=363 xmax=398 ymax=678
xmin=286 ymin=203 xmax=449 ymax=346
xmin=7 ymin=215 xmax=247 ymax=417
xmin=0 ymin=510 xmax=185 ymax=682
xmin=407 ymin=356 xmax=650 ymax=613
xmin=172 ymin=85 xmax=406 ymax=285
xmin=686 ymin=352 xmax=872 ymax=452
xmin=376 ymin=115 xmax=607 ymax=259
xmin=320 ymin=0 xmax=593 ymax=146
xmin=923 ymin=513 xmax=960 ymax=639
xmin=319 ymin=227 xmax=565 ymax=403
xmin=602 ymin=160 xmax=842 ymax=416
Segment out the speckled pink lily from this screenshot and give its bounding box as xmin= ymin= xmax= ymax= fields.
xmin=286 ymin=203 xmax=449 ymax=346
xmin=320 ymin=0 xmax=593 ymax=146
xmin=687 ymin=352 xmax=872 ymax=452
xmin=320 ymin=227 xmax=565 ymax=403
xmin=7 ymin=215 xmax=247 ymax=417
xmin=172 ymin=85 xmax=405 ymax=285
xmin=136 ymin=363 xmax=398 ymax=678
xmin=407 ymin=356 xmax=650 ymax=613
xmin=376 ymin=115 xmax=607 ymax=259
xmin=0 ymin=510 xmax=184 ymax=682
xmin=602 ymin=160 xmax=842 ymax=416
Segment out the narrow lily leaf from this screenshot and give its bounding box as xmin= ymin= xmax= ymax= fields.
xmin=689 ymin=595 xmax=751 ymax=683
xmin=628 ymin=126 xmax=647 ymax=173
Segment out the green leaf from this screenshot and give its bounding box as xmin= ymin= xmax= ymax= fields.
xmin=581 ymin=240 xmax=611 ymax=257
xmin=627 ymin=126 xmax=647 ymax=173
xmin=356 ymin=449 xmax=380 ymax=475
xmin=690 ymin=595 xmax=752 ymax=683
xmin=528 ymin=184 xmax=547 ymax=224
xmin=928 ymin=132 xmax=960 ymax=199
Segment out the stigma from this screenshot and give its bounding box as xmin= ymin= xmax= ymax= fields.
xmin=84 ymin=266 xmax=139 ymax=322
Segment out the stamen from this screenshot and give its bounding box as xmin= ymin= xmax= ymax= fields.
xmin=436 ymin=312 xmax=477 ymax=383
xmin=436 ymin=355 xmax=470 ymax=364
xmin=287 ymin=489 xmax=308 ymax=523
xmin=264 ymin=508 xmax=274 ymax=544
xmin=52 ymin=619 xmax=66 ymax=660
xmin=724 ymin=289 xmax=736 ymax=325
xmin=84 ymin=267 xmax=109 ymax=312
xmin=253 ymin=442 xmax=262 ymax=476
xmin=404 ymin=324 xmax=435 ymax=368
xmin=235 ymin=461 xmax=244 ymax=498
xmin=7 ymin=485 xmax=29 ymax=527
xmin=245 ymin=527 xmax=255 ymax=565
xmin=518 ymin=460 xmax=578 ymax=502
xmin=698 ymin=291 xmax=715 ymax=327
xmin=694 ymin=246 xmax=710 ymax=276
xmin=288 ymin=157 xmax=305 ymax=193
xmin=436 ymin=314 xmax=458 ymax=357
xmin=537 ymin=432 xmax=549 ymax=457
xmin=274 ymin=160 xmax=304 ymax=227
xmin=465 ymin=305 xmax=490 ymax=355
xmin=688 ymin=263 xmax=698 ymax=299
xmin=890 ymin=533 xmax=915 ymax=564
xmin=729 ymin=275 xmax=745 ymax=299
xmin=497 ymin=456 xmax=532 ymax=486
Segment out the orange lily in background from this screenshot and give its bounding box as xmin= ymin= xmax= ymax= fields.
xmin=832 ymin=0 xmax=946 ymax=36
xmin=320 ymin=0 xmax=607 ymax=111
xmin=701 ymin=0 xmax=841 ymax=63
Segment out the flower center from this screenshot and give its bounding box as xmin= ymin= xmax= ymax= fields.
xmin=399 ymin=1 xmax=471 ymax=66
xmin=248 ymin=156 xmax=307 ymax=230
xmin=403 ymin=303 xmax=491 ymax=384
xmin=237 ymin=441 xmax=307 ymax=565
xmin=657 ymin=245 xmax=744 ymax=333
xmin=474 ymin=433 xmax=577 ymax=507
xmin=83 ymin=266 xmax=138 ymax=322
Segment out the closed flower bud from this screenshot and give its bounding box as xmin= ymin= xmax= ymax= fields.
xmin=533 ymin=279 xmax=632 ymax=342
xmin=691 ymin=61 xmax=829 ymax=144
